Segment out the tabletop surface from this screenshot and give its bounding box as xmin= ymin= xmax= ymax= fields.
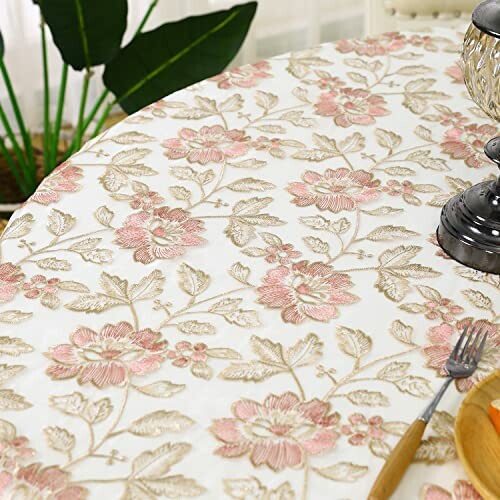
xmin=0 ymin=28 xmax=498 ymax=500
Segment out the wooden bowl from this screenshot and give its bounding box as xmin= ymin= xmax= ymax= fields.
xmin=455 ymin=370 xmax=500 ymax=500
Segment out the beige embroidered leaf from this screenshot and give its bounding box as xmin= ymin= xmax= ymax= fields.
xmin=112 ymin=148 xmax=151 ymax=165
xmin=100 ymin=272 xmax=128 ymax=299
xmin=397 ymin=65 xmax=432 ymax=75
xmin=69 ymin=237 xmax=101 ymax=252
xmin=47 ymin=209 xmax=75 ymax=236
xmin=390 ymin=320 xmax=414 ymax=344
xmin=375 ymin=271 xmax=410 ymax=302
xmin=346 ymin=390 xmax=389 ymax=407
xmin=313 ymin=462 xmax=368 ymax=482
xmin=430 ymin=411 xmax=454 ymax=438
xmin=57 ymin=281 xmax=90 ymax=293
xmin=293 ymin=148 xmax=336 ymax=161
xmin=303 ymin=236 xmax=330 ymax=254
xmin=414 ymin=124 xmax=433 ymax=141
xmin=169 ymin=185 xmax=191 ymax=201
xmin=454 ymin=266 xmax=500 ymax=289
xmin=177 ymin=320 xmax=216 ymax=335
xmin=94 ymin=205 xmax=115 ymax=227
xmin=347 ymin=71 xmax=368 ymax=86
xmin=255 ymin=90 xmax=278 ymax=110
xmin=369 ymin=439 xmax=392 ymax=459
xmin=381 ymin=421 xmax=409 ymax=436
xmin=414 ymin=436 xmax=456 ymax=463
xmin=0 ymin=311 xmax=32 ymax=324
xmin=0 ymin=389 xmax=31 ymax=410
xmin=312 ymin=133 xmax=339 ymax=153
xmin=223 ymin=477 xmax=265 ymax=499
xmin=462 ymin=289 xmax=492 ymax=310
xmin=99 ymin=167 xmax=128 ymax=192
xmin=0 ymin=419 xmax=16 ymax=441
xmin=171 ymin=108 xmax=215 ymax=119
xmin=229 ymin=262 xmax=251 ymax=284
xmin=225 ymin=219 xmax=256 ymax=247
xmin=224 ymin=309 xmax=260 ymax=327
xmin=80 ymin=248 xmax=113 ymax=264
xmin=128 ymin=410 xmax=194 ymax=437
xmin=284 ymin=333 xmax=323 ymax=368
xmin=259 ymin=232 xmax=282 ymax=246
xmin=337 ymin=327 xmax=372 ymax=359
xmin=219 ymin=361 xmax=286 ymax=381
xmin=191 ymin=362 xmax=212 ymax=380
xmin=377 ymin=361 xmax=410 ymax=381
xmin=41 ymin=292 xmax=60 ymax=310
xmin=197 ymin=169 xmax=215 ymax=185
xmin=206 ymin=348 xmax=241 ymax=360
xmin=132 ymin=442 xmax=191 ymax=477
xmin=178 ymin=264 xmax=210 ymax=297
xmin=1 ymin=213 xmax=34 ymax=240
xmin=361 ymin=206 xmax=403 ymax=216
xmin=232 ymin=196 xmax=273 ymax=216
xmin=209 ymin=298 xmax=242 ymax=314
xmin=219 ymin=94 xmax=244 ymax=112
xmin=65 ymin=293 xmax=125 ymax=313
xmin=83 ymin=398 xmax=113 ymax=424
xmin=44 ymin=426 xmax=75 ymax=453
xmin=170 ymin=166 xmax=196 ymax=181
xmin=395 ymin=376 xmax=433 ymax=398
xmin=375 ymin=129 xmax=402 ymax=150
xmin=140 ymin=476 xmax=206 ymax=497
xmin=378 ymin=244 xmax=419 ymax=265
xmin=0 ymin=364 xmax=24 ymax=384
xmin=226 ymin=178 xmax=275 ymax=192
xmin=229 ymin=158 xmax=266 ymax=169
xmin=365 ymin=225 xmax=419 ymax=242
xmin=280 ymin=110 xmax=314 ymax=127
xmin=399 ymin=303 xmax=427 ymax=313
xmin=300 ymin=215 xmax=331 ymax=230
xmin=129 ymin=270 xmax=165 ymax=301
xmin=384 ymin=167 xmax=416 ymax=176
xmin=330 ymin=217 xmax=351 ymax=234
xmin=35 ymin=257 xmax=72 ymax=271
xmin=134 ymin=381 xmax=185 ymax=399
xmin=195 ymin=95 xmax=217 ymax=112
xmin=111 ymin=131 xmax=155 ymax=144
xmin=118 ymin=164 xmax=156 ymax=176
xmin=49 ymin=392 xmax=87 ymax=416
xmin=416 ymin=285 xmax=441 ymax=301
xmin=0 ymin=336 xmax=33 ymax=355
xmin=338 ymin=132 xmax=365 ymax=153
xmin=250 ymin=335 xmax=284 ymax=364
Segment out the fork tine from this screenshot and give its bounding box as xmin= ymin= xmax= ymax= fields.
xmin=451 ymin=325 xmax=469 ymax=360
xmin=458 ymin=325 xmax=475 ymax=361
xmin=464 ymin=328 xmax=482 ymax=364
xmin=473 ymin=331 xmax=488 ymax=364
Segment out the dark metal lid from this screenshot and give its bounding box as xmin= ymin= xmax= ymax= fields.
xmin=473 ymin=0 xmax=500 ymax=38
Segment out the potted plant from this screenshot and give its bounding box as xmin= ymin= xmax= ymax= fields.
xmin=0 ymin=0 xmax=257 ymax=217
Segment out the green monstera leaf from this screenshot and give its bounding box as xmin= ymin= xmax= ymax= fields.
xmin=103 ymin=2 xmax=257 ymax=113
xmin=38 ymin=0 xmax=128 ymax=70
xmin=0 ymin=31 xmax=4 ymax=60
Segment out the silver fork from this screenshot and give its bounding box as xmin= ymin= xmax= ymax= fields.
xmin=369 ymin=324 xmax=488 ymax=500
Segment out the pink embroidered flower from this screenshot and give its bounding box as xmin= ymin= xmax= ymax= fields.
xmin=13 ymin=463 xmax=87 ymax=499
xmin=162 ymin=125 xmax=250 ymax=164
xmin=288 ymin=168 xmax=380 ymax=213
xmin=423 ymin=298 xmax=464 ymax=322
xmin=114 ymin=207 xmax=205 ymax=264
xmin=314 ymin=88 xmax=389 ymax=127
xmin=251 ymin=136 xmax=286 ymax=158
xmin=420 ymin=479 xmax=481 ymax=500
xmin=22 ymin=275 xmax=61 ymax=309
xmin=166 ymin=341 xmax=212 ymax=379
xmin=407 ymin=34 xmax=440 ymax=52
xmin=211 ymin=392 xmax=340 ymax=471
xmin=445 ymin=63 xmax=464 ymax=84
xmin=428 ymin=233 xmax=451 ymax=260
xmin=441 ymin=123 xmax=497 ymax=168
xmin=257 ymin=261 xmax=357 ymax=324
xmin=336 ymin=32 xmax=406 ymax=56
xmin=436 ymin=110 xmax=469 ymax=128
xmin=313 ymin=73 xmax=346 ymax=91
xmin=29 ymin=161 xmax=83 ymax=205
xmin=0 ymin=263 xmax=24 ymax=303
xmin=130 ymin=190 xmax=165 ymax=210
xmin=422 ymin=318 xmax=499 ymax=392
xmin=383 ymin=180 xmax=415 ymax=196
xmin=209 ymin=61 xmax=272 ymax=89
xmin=341 ymin=413 xmax=386 ymax=446
xmin=264 ymin=242 xmax=301 ymax=265
xmin=143 ymin=99 xmax=169 ymax=118
xmin=0 ymin=424 xmax=35 ymax=474
xmin=45 ymin=322 xmax=167 ymax=388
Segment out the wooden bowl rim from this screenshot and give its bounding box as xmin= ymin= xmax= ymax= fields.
xmin=454 ymin=369 xmax=500 ymax=500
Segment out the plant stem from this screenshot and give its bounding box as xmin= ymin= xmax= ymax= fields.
xmin=0 ymin=60 xmax=37 ymax=189
xmin=0 ymin=135 xmax=29 ymax=195
xmin=136 ymin=0 xmax=159 ymax=34
xmin=41 ymin=17 xmax=52 ymax=174
xmin=50 ymin=63 xmax=68 ymax=171
xmin=74 ymin=72 xmax=92 ymax=149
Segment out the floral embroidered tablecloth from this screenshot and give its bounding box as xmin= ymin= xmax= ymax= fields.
xmin=0 ymin=28 xmax=498 ymax=500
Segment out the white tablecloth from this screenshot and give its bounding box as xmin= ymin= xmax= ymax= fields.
xmin=0 ymin=27 xmax=498 ymax=499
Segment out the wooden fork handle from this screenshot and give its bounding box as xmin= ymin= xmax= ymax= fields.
xmin=368 ymin=419 xmax=426 ymax=500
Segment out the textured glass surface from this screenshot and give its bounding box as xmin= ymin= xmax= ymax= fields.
xmin=462 ymin=23 xmax=500 ymax=121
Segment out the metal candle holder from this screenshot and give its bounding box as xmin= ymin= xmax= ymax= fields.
xmin=437 ymin=0 xmax=500 ymax=274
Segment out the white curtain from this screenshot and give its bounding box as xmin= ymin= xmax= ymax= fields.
xmin=0 ymin=0 xmax=364 ymax=131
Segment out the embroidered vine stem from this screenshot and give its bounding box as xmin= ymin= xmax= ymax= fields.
xmin=328 ymin=208 xmax=360 ymax=265
xmin=322 ymin=345 xmax=420 ymax=402
xmin=129 ymin=301 xmax=139 ymax=330
xmin=189 ymin=160 xmax=227 ymax=210
xmin=367 ymin=141 xmax=437 ymax=172
xmin=243 ymin=103 xmax=308 ymax=129
xmin=301 ymin=461 xmax=310 ymax=500
xmin=288 ymin=365 xmax=306 ymax=401
xmin=63 ymin=381 xmax=130 ymax=471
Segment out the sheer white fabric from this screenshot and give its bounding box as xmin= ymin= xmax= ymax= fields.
xmin=0 ymin=0 xmax=363 ymax=130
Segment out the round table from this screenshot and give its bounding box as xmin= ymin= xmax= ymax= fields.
xmin=0 ymin=28 xmax=498 ymax=500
